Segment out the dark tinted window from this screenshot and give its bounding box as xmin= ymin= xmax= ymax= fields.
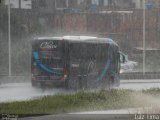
xmin=32 ymin=40 xmax=64 ymax=59
xmin=70 ymin=43 xmax=97 ymax=59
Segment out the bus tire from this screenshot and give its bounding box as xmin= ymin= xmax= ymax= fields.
xmin=64 ymin=79 xmax=69 ymax=89
xmin=66 ymin=77 xmax=80 ymax=90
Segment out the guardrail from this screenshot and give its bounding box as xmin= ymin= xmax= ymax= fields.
xmin=121 ymin=72 xmax=160 ymax=79
xmin=0 ymin=75 xmax=30 ymax=84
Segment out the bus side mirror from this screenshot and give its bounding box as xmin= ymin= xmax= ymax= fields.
xmin=119 ymin=52 xmax=128 ymax=63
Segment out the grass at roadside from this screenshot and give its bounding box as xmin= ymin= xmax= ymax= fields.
xmin=0 ymin=88 xmax=160 ymax=117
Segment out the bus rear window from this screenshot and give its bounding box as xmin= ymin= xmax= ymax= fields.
xmin=39 ymin=51 xmax=62 ymax=59
xmin=32 ymin=40 xmax=65 ymax=75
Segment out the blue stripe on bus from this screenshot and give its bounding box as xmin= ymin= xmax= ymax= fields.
xmin=98 ymin=43 xmax=112 ymax=81
xmin=98 ymin=59 xmax=111 ymax=81
xmin=98 ymin=41 xmax=119 ymax=81
xmin=33 ymin=51 xmax=63 ymax=76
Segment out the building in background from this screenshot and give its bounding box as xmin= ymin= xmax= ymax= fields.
xmin=5 ymin=0 xmax=19 ymax=8
xmin=132 ymin=0 xmax=160 ymax=9
xmin=5 ymin=0 xmax=32 ymax=9
xmin=21 ymin=0 xmax=32 ymax=9
xmin=3 ymin=0 xmax=160 ymax=13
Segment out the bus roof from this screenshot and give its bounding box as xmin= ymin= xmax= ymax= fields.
xmin=35 ymin=36 xmax=118 ymax=46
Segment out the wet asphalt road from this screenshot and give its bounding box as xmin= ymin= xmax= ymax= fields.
xmin=19 ymin=114 xmax=135 ymax=120
xmin=1 ymin=80 xmax=160 ymax=120
xmin=0 ymin=79 xmax=160 ymax=102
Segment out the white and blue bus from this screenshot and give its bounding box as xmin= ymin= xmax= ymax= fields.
xmin=31 ymin=36 xmax=126 ymax=89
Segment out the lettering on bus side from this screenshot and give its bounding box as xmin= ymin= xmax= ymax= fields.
xmin=40 ymin=42 xmax=57 ymax=49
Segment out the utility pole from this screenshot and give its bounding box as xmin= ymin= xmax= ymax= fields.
xmin=8 ymin=0 xmax=11 ymax=76
xmin=55 ymin=0 xmax=56 ymax=9
xmin=66 ymin=0 xmax=69 ymax=8
xmin=143 ymin=0 xmax=146 ymax=75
